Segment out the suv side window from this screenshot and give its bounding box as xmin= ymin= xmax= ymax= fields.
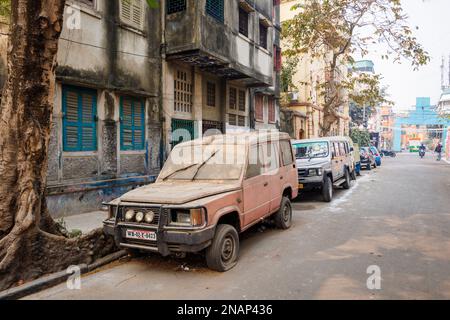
xmin=264 ymin=141 xmax=280 ymax=172
xmin=339 ymin=142 xmax=346 ymax=156
xmin=246 ymin=145 xmax=264 ymax=179
xmin=333 ymin=142 xmax=340 ymax=157
xmin=280 ymin=140 xmax=294 ymax=166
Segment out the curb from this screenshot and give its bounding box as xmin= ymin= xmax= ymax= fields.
xmin=0 ymin=250 xmax=128 ymax=300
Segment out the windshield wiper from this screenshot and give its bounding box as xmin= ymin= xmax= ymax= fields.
xmin=190 ymin=150 xmax=220 ymax=181
xmin=161 ymin=163 xmax=199 ymax=181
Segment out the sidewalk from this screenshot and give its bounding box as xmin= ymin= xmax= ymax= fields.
xmin=60 ymin=211 xmax=108 ymax=234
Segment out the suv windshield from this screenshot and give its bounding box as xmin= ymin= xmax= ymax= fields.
xmin=293 ymin=142 xmax=329 ymax=159
xmin=159 ymin=144 xmax=246 ymax=181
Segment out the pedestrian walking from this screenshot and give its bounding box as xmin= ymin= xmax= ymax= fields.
xmin=435 ymin=143 xmax=443 ymax=161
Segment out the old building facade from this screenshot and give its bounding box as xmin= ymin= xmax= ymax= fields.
xmin=279 ymin=0 xmax=350 ymax=140
xmin=0 ymin=0 xmax=282 ymax=217
xmin=162 ymin=0 xmax=281 ymax=152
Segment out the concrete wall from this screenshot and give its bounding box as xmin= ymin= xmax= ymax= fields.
xmin=49 ymin=0 xmax=163 ymax=217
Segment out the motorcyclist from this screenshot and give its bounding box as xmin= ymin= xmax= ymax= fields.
xmin=419 ymin=143 xmax=426 ymax=158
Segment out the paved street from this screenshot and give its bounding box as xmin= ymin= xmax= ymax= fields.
xmin=27 ymin=153 xmax=450 ymax=300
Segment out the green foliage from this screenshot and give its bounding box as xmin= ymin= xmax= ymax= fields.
xmin=282 ymin=0 xmax=430 ymax=133
xmin=280 ymin=56 xmax=299 ymax=93
xmin=350 ymin=128 xmax=371 ymax=147
xmin=146 ymin=0 xmax=159 ymax=9
xmin=0 ymin=0 xmax=10 ymax=19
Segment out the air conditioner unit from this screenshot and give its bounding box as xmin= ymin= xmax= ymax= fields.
xmin=288 ymin=92 xmax=299 ymax=101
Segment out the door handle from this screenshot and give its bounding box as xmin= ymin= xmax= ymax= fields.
xmin=280 ymin=176 xmax=284 ymax=180
xmin=264 ymin=182 xmax=269 ymax=187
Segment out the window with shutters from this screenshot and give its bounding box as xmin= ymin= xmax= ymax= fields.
xmin=167 ymin=0 xmax=186 ymax=14
xmin=228 ymin=87 xmax=247 ymax=127
xmin=255 ymin=94 xmax=264 ymax=122
xmin=120 ymin=0 xmax=144 ymax=30
xmin=62 ymin=86 xmax=97 ymax=152
xmin=206 ymin=0 xmax=224 ymax=23
xmin=268 ymin=97 xmax=276 ymax=123
xmin=120 ymin=96 xmax=145 ymax=151
xmin=174 ymin=69 xmax=192 ymax=113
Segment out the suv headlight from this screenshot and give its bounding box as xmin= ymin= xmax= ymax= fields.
xmin=307 ymin=169 xmax=322 ymax=177
xmin=170 ymin=208 xmax=206 ymax=227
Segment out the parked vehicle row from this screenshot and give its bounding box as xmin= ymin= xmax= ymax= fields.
xmin=102 ymin=132 xmax=391 ymax=272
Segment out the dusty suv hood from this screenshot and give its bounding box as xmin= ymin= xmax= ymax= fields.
xmin=119 ymin=181 xmax=241 ymax=205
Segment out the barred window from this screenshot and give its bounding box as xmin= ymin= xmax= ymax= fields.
xmin=229 ymin=87 xmax=237 ymax=110
xmin=167 ymin=0 xmax=186 ymax=15
xmin=206 ymin=0 xmax=224 ymax=23
xmin=238 ymin=8 xmax=249 ymax=37
xmin=174 ymin=70 xmax=192 ymax=113
xmin=238 ymin=90 xmax=246 ymax=111
xmin=259 ymin=23 xmax=268 ymax=49
xmin=206 ymin=82 xmax=216 ymax=107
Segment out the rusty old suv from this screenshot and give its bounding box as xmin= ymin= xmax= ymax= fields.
xmin=103 ymin=132 xmax=298 ymax=271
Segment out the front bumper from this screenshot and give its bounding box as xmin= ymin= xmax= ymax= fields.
xmin=103 ymin=220 xmax=215 ymax=256
xmin=298 ymin=175 xmax=324 ymax=189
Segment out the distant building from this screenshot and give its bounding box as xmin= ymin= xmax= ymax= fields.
xmin=279 ymin=0 xmax=350 ymax=139
xmin=380 ymin=105 xmax=395 ymax=150
xmin=393 ymin=97 xmax=450 ymax=152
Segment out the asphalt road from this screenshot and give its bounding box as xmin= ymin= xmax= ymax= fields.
xmin=26 ymin=153 xmax=450 ymax=300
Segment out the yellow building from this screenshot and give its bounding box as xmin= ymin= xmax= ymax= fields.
xmin=280 ymin=0 xmax=350 ymax=139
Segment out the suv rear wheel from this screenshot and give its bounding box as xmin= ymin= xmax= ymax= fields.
xmin=206 ymin=224 xmax=239 ymax=272
xmin=274 ymin=197 xmax=292 ymax=229
xmin=322 ymin=176 xmax=333 ymax=202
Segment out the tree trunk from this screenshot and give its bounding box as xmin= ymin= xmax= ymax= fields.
xmin=0 ymin=0 xmax=116 ymax=291
xmin=321 ymin=57 xmax=342 ymax=136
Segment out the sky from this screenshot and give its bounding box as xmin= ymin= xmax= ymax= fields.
xmin=364 ymin=0 xmax=450 ymax=111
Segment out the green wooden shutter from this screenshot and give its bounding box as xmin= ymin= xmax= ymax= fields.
xmin=63 ymin=86 xmax=97 ymax=152
xmin=120 ymin=97 xmax=145 ymax=151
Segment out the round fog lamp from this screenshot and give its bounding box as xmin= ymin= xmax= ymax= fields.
xmin=125 ymin=210 xmax=135 ymax=221
xmin=135 ymin=211 xmax=144 ymax=223
xmin=145 ymin=211 xmax=155 ymax=223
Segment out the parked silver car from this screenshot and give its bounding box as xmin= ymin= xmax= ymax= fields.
xmin=292 ymin=137 xmax=356 ymax=202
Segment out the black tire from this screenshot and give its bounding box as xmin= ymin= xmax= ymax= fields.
xmin=374 ymin=161 xmax=377 ymax=169
xmin=274 ymin=197 xmax=293 ymax=230
xmin=343 ymin=169 xmax=351 ymax=189
xmin=350 ymin=168 xmax=357 ymax=180
xmin=322 ymin=176 xmax=333 ymax=202
xmin=206 ymin=224 xmax=239 ymax=272
xmin=367 ymin=164 xmax=372 ymax=171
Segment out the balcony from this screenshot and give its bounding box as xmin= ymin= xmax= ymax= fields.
xmin=164 ymin=0 xmax=273 ymax=87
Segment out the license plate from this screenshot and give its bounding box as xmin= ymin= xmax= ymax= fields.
xmin=298 ymin=184 xmax=304 ymax=189
xmin=125 ymin=229 xmax=157 ymax=241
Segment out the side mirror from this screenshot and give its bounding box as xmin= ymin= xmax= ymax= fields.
xmin=350 ymin=147 xmax=354 ymax=152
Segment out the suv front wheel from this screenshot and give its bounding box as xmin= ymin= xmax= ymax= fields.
xmin=206 ymin=224 xmax=239 ymax=272
xmin=322 ymin=176 xmax=333 ymax=202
